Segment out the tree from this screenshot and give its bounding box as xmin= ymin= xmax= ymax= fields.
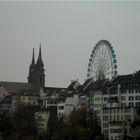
xmin=65 ymin=107 xmax=87 ymax=140
xmin=11 ymin=104 xmax=37 ymax=140
xmin=0 ymin=114 xmax=12 ymax=140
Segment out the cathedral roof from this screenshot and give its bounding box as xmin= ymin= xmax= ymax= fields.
xmin=0 ymin=81 xmax=34 ymax=94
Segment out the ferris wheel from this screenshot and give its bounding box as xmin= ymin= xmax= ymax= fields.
xmin=87 ymin=40 xmax=117 ymax=81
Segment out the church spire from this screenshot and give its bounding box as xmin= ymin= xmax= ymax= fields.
xmin=28 ymin=48 xmax=36 ymax=84
xmin=39 ymin=43 xmax=42 ymax=58
xmin=36 ymin=43 xmax=44 ymax=67
xmin=31 ymin=48 xmax=35 ymax=66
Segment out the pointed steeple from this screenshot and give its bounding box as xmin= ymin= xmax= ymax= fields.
xmin=28 ymin=48 xmax=36 ymax=84
xmin=36 ymin=43 xmax=44 ymax=67
xmin=31 ymin=48 xmax=35 ymax=66
xmin=39 ymin=43 xmax=42 ymax=58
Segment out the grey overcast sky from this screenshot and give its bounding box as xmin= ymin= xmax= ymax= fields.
xmin=0 ymin=1 xmax=140 ymax=87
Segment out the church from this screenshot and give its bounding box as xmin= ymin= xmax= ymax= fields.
xmin=0 ymin=44 xmax=66 ymax=98
xmin=28 ymin=44 xmax=45 ymax=90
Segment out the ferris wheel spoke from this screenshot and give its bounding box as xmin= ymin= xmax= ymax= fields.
xmin=104 ymin=51 xmax=112 ymax=66
xmin=92 ymin=62 xmax=98 ymax=72
xmin=104 ymin=57 xmax=111 ymax=68
xmin=102 ymin=46 xmax=106 ymax=58
xmin=99 ymin=46 xmax=103 ymax=60
xmin=105 ymin=71 xmax=113 ymax=75
xmin=102 ymin=48 xmax=110 ymax=61
xmin=102 ymin=55 xmax=110 ymax=68
xmin=104 ymin=64 xmax=112 ymax=73
xmin=91 ymin=69 xmax=96 ymax=74
xmin=103 ymin=47 xmax=108 ymax=60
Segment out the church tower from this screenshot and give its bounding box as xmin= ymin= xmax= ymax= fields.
xmin=35 ymin=44 xmax=45 ymax=88
xmin=28 ymin=44 xmax=45 ymax=90
xmin=28 ymin=48 xmax=36 ymax=84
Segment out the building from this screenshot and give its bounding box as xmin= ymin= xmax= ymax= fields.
xmin=0 ymin=91 xmax=38 ymax=116
xmin=77 ymin=70 xmax=140 ymax=140
xmin=35 ymin=109 xmax=50 ymax=133
xmin=57 ymin=97 xmax=65 ymax=117
xmin=100 ymin=71 xmax=140 ymax=140
xmin=65 ymin=93 xmax=79 ymax=116
xmin=0 ymin=45 xmax=45 ymax=96
xmin=28 ymin=44 xmax=45 ymax=90
xmin=0 ymin=84 xmax=10 ymax=101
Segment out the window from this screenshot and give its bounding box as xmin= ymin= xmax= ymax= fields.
xmin=121 ymin=103 xmax=126 ymax=107
xmin=117 ymin=108 xmax=120 ymax=113
xmin=113 ymin=115 xmax=116 ymax=121
xmin=110 ymin=128 xmax=122 ymax=133
xmin=125 ymin=108 xmax=130 ymax=113
xmin=136 ymin=102 xmax=140 ymax=107
xmin=135 ymin=89 xmax=138 ymax=93
xmin=113 ymin=108 xmax=116 ymax=113
xmin=125 ymin=115 xmax=131 ymax=120
xmin=121 ymin=108 xmax=123 ymax=113
xmin=103 ymin=123 xmax=108 ymax=128
xmin=129 ymin=103 xmax=134 ymax=107
xmin=121 ymin=96 xmax=125 ymax=100
xmin=59 ymin=100 xmax=64 ymax=103
xmin=121 ymin=89 xmax=126 ymax=94
xmin=59 ymin=106 xmax=64 ymax=110
xmin=129 ymin=96 xmax=134 ymax=101
xmin=110 ymin=116 xmax=112 ymax=121
xmin=104 ymin=97 xmax=107 ymax=101
xmin=117 ymin=115 xmax=120 ymax=121
xmin=121 ymin=115 xmax=123 ymax=120
xmin=135 ymin=96 xmax=140 ymax=100
xmin=103 ymin=109 xmax=108 ymax=114
xmin=47 ymin=100 xmax=51 ymax=104
xmin=38 ymin=116 xmax=42 ymax=119
xmin=103 ymin=130 xmax=108 ymax=134
xmin=129 ymin=89 xmax=134 ymax=93
xmin=103 ymin=116 xmax=108 ymax=121
xmin=95 ymin=97 xmax=100 ymax=101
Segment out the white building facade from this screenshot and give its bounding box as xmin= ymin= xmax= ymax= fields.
xmin=35 ymin=110 xmax=50 ymax=133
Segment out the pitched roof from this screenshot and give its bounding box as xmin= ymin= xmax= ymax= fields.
xmin=0 ymin=81 xmax=34 ymax=94
xmin=88 ymin=79 xmax=107 ymax=90
xmin=67 ymin=80 xmax=80 ymax=91
xmin=79 ymin=78 xmax=94 ymax=91
xmin=67 ymin=81 xmax=77 ymax=90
